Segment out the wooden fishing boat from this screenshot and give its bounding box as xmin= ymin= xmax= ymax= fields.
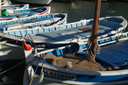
xmin=0 ymin=13 xmax=67 ymax=30
xmin=22 ymin=0 xmax=128 ymax=84
xmin=2 ymin=16 xmax=127 ymax=48
xmin=0 ymin=29 xmax=127 ymax=71
xmin=0 ymin=6 xmax=50 ymax=23
xmin=22 ymin=32 xmax=128 ymax=85
xmin=0 ymin=13 xmax=67 ymax=69
xmin=1 ymin=4 xmax=29 ymax=10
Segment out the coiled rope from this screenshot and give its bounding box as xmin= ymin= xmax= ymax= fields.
xmin=87 ymin=36 xmax=101 ymax=60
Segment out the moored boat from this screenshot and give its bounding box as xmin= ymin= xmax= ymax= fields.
xmin=0 ymin=31 xmax=127 ymax=70
xmin=22 ymin=0 xmax=128 ymax=84
xmin=2 ymin=16 xmax=127 ymax=48
xmin=1 ymin=4 xmax=29 ymax=10
xmin=0 ymin=6 xmax=50 ymax=20
xmin=22 ymin=33 xmax=128 ymax=85
xmin=0 ymin=13 xmax=67 ymax=31
xmin=0 ymin=6 xmax=50 ymax=24
xmin=0 ymin=12 xmax=67 ymax=69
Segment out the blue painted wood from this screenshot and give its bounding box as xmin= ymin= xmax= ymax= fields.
xmin=8 ymin=32 xmax=15 ymax=36
xmin=96 ymin=40 xmax=128 ymax=67
xmin=21 ymin=30 xmax=26 ymax=36
xmin=47 ymin=51 xmax=53 ymax=54
xmin=54 ymin=49 xmax=61 ymax=56
xmin=99 ymin=39 xmax=105 ymax=44
xmin=32 ymin=29 xmax=38 ymax=34
xmin=31 ymin=65 xmax=128 ymax=82
xmin=80 ymin=44 xmax=86 ymax=48
xmin=15 ymin=31 xmax=21 ymax=36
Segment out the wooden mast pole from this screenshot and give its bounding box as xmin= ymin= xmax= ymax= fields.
xmin=91 ymin=0 xmax=101 ymax=57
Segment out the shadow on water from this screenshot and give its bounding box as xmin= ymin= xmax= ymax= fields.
xmin=0 ymin=63 xmax=25 ymax=85
xmin=1 ymin=0 xmax=128 ymax=85
xmin=29 ymin=1 xmax=128 ymax=31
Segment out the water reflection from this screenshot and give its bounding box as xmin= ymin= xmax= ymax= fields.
xmin=48 ymin=1 xmax=128 ymax=30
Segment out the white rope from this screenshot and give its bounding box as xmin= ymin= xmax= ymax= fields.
xmin=87 ymin=37 xmax=92 ymax=55
xmin=35 ymin=55 xmax=45 ymax=85
xmin=94 ymin=43 xmax=101 ymax=54
xmin=0 ymin=34 xmax=7 ymax=40
xmin=28 ymin=55 xmax=45 ymax=85
xmin=35 ymin=68 xmax=44 ymax=85
xmin=29 ymin=59 xmax=41 ymax=85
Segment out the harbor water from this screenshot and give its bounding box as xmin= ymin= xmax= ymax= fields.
xmin=1 ymin=0 xmax=128 ymax=85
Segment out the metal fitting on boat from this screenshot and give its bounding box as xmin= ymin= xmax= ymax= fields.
xmin=64 ymin=61 xmax=73 ymax=70
xmin=34 ymin=47 xmax=37 ymax=54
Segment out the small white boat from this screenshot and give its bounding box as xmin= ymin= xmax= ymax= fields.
xmin=1 ymin=4 xmax=29 ymax=10
xmin=0 ymin=13 xmax=67 ymax=31
xmin=2 ymin=13 xmax=67 ymax=28
xmin=11 ymin=0 xmax=52 ymax=5
xmin=0 ymin=31 xmax=127 ymax=70
xmin=2 ymin=16 xmax=127 ymax=48
xmin=0 ymin=6 xmax=50 ymax=23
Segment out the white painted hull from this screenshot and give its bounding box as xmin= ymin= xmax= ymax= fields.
xmin=23 ymin=36 xmax=128 ymax=85
xmin=1 ymin=4 xmax=29 ymax=10
xmin=14 ymin=0 xmax=52 ymax=5
xmin=1 ymin=0 xmax=8 ymax=6
xmin=0 ymin=42 xmax=24 ymax=68
xmin=23 ymin=68 xmax=72 ymax=85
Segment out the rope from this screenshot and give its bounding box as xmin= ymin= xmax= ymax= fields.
xmin=0 ymin=33 xmax=29 ymax=45
xmin=35 ymin=67 xmax=44 ymax=85
xmin=94 ymin=43 xmax=101 ymax=54
xmin=29 ymin=59 xmax=41 ymax=85
xmin=0 ymin=60 xmax=25 ymax=74
xmin=87 ymin=36 xmax=101 ymax=60
xmin=28 ymin=55 xmax=45 ymax=85
xmin=0 ymin=34 xmax=7 ymax=40
xmin=6 ymin=0 xmax=35 ymax=47
xmin=35 ymin=55 xmax=45 ymax=85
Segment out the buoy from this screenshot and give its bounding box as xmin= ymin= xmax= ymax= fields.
xmin=1 ymin=9 xmax=7 ymax=16
xmin=22 ymin=41 xmax=31 ymax=51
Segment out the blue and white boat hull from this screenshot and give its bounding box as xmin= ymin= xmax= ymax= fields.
xmin=2 ymin=16 xmax=127 ymax=48
xmin=1 ymin=4 xmax=29 ymax=10
xmin=23 ymin=36 xmax=128 ymax=85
